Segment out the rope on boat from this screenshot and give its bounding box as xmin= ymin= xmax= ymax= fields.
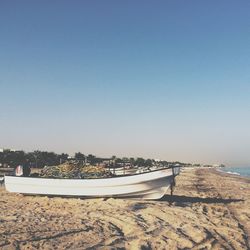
xmin=170 ymin=166 xmax=176 ymax=196
xmin=0 ymin=176 xmax=4 ymax=186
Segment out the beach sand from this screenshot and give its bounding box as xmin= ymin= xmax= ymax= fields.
xmin=0 ymin=168 xmax=249 ymax=250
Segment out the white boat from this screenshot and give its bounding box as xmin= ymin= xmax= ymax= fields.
xmin=4 ymin=167 xmax=180 ymax=200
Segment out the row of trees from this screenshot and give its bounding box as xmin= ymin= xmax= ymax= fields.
xmin=0 ymin=150 xmax=69 ymax=168
xmin=0 ymin=149 xmax=165 ymax=168
xmin=74 ymin=153 xmax=154 ymax=167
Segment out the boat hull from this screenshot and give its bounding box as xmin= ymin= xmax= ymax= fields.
xmin=4 ymin=168 xmax=178 ymax=200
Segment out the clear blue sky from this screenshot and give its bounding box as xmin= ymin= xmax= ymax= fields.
xmin=0 ymin=1 xmax=250 ymax=165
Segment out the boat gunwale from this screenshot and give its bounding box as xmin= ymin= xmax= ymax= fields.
xmin=4 ymin=166 xmax=180 ymax=180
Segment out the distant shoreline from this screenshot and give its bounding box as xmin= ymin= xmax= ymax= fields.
xmin=215 ymin=166 xmax=250 ymax=179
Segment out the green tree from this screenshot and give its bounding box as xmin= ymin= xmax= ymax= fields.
xmin=75 ymin=152 xmax=85 ymax=160
xmin=58 ymin=153 xmax=69 ymax=164
xmin=87 ymin=154 xmax=97 ymax=165
xmin=1 ymin=150 xmax=26 ymax=167
xmin=129 ymin=158 xmax=135 ymax=166
xmin=135 ymin=157 xmax=145 ymax=167
xmin=0 ymin=152 xmax=3 ymax=166
xmin=145 ymin=159 xmax=152 ymax=167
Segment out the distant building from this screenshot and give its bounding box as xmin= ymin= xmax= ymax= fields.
xmin=0 ymin=148 xmax=20 ymax=152
xmin=154 ymin=159 xmax=161 ymax=162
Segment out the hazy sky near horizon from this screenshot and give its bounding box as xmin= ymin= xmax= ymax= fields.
xmin=0 ymin=1 xmax=250 ymax=165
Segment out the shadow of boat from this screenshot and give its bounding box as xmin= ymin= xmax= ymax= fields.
xmin=160 ymin=194 xmax=244 ymax=206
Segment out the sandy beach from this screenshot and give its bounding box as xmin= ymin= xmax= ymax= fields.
xmin=0 ymin=168 xmax=249 ymax=250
